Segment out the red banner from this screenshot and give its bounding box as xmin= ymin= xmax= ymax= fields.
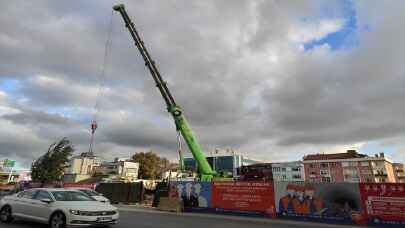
xmin=63 ymin=183 xmax=96 ymax=190
xmin=360 ymin=183 xmax=405 ymax=223
xmin=212 ymin=181 xmax=276 ymax=216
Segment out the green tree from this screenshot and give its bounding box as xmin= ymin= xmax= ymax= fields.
xmin=31 ymin=138 xmax=73 ymax=183
xmin=131 ymin=151 xmax=172 ymax=179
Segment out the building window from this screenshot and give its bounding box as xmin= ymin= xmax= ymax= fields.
xmin=320 ymin=170 xmax=329 ymax=176
xmin=309 ymin=164 xmax=315 ymax=168
xmin=322 ymin=177 xmax=331 ymax=182
xmin=361 ymin=169 xmax=371 ymax=175
xmin=281 ymin=168 xmax=286 ymax=172
xmin=361 ymin=161 xmax=369 ymax=166
xmin=342 ymin=162 xmax=349 ymax=167
xmin=320 ymin=163 xmax=329 ymax=168
xmin=350 ymin=162 xmax=358 ymax=166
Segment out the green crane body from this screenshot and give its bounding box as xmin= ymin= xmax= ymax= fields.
xmin=113 ymin=4 xmax=216 ymax=181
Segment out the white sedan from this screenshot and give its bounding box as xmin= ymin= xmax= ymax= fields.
xmin=0 ymin=188 xmax=119 ymax=228
xmin=72 ymin=188 xmax=110 ymax=204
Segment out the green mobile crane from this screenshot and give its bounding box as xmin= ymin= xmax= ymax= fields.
xmin=113 ymin=4 xmax=216 ymax=181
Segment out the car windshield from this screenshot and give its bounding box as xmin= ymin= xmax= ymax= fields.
xmin=51 ymin=191 xmax=96 ymax=201
xmin=78 ymin=189 xmax=100 ymax=197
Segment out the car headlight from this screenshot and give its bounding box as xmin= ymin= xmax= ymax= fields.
xmin=69 ymin=210 xmax=81 ymax=215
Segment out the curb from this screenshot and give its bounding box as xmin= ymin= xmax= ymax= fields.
xmin=116 ymin=205 xmax=361 ymax=228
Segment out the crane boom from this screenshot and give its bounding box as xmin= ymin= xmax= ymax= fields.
xmin=113 ymin=4 xmax=215 ymax=181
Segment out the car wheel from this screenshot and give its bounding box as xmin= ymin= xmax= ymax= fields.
xmin=0 ymin=205 xmax=13 ymax=223
xmin=49 ymin=212 xmax=66 ymax=228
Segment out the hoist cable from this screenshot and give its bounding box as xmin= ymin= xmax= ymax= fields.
xmin=88 ymin=9 xmax=114 ymax=154
xmin=93 ymin=9 xmax=114 ymax=122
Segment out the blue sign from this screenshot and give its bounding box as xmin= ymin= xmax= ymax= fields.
xmin=172 ymin=181 xmax=212 ymax=208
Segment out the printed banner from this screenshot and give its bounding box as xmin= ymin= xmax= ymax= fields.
xmin=360 ymin=183 xmax=405 ymax=226
xmin=212 ymin=181 xmax=276 ymax=216
xmin=170 ymin=182 xmax=211 ymax=209
xmin=274 ymin=182 xmax=366 ymax=224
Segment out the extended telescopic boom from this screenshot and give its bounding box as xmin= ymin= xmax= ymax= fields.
xmin=113 ymin=4 xmax=215 ymax=181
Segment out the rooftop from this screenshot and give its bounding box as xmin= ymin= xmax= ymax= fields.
xmin=303 ymin=150 xmax=368 ymax=161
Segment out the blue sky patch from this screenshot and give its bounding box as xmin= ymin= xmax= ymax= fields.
xmin=360 ymin=141 xmax=395 ymax=158
xmin=0 ymin=78 xmax=20 ymax=94
xmin=304 ymin=0 xmax=359 ymax=51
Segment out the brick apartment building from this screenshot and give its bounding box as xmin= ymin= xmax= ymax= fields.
xmin=303 ymin=150 xmax=396 ymax=183
xmin=393 ymin=163 xmax=405 ymax=183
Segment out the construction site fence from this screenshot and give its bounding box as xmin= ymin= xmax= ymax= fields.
xmin=95 ymin=182 xmax=144 ymax=204
xmin=168 ymin=181 xmax=405 ymax=227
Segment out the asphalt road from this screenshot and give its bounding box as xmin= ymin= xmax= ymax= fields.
xmin=1 ymin=208 xmax=359 ymax=228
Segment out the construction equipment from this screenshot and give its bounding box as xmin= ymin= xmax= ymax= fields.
xmin=113 ymin=4 xmax=216 ymax=181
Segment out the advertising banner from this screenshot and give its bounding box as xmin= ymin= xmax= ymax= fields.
xmin=360 ymin=183 xmax=405 ymax=226
xmin=170 ymin=182 xmax=211 ymax=209
xmin=274 ymin=182 xmax=366 ymax=224
xmin=211 ymin=181 xmax=276 ymax=217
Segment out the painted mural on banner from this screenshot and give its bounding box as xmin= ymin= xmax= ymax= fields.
xmin=274 ymin=182 xmax=366 ymax=224
xmin=360 ymin=183 xmax=405 ymax=226
xmin=170 ymin=182 xmax=211 ymax=209
xmin=211 ymin=181 xmax=276 ymax=217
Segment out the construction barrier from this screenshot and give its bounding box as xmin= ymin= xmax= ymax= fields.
xmin=153 ymin=182 xmax=169 ymax=207
xmin=170 ymin=181 xmax=212 ymax=212
xmin=212 ymin=181 xmax=276 ymax=217
xmin=273 ymin=182 xmax=365 ymax=225
xmin=96 ymin=182 xmax=143 ymax=204
xmin=157 ymin=197 xmax=182 ymax=212
xmin=168 ymin=181 xmax=405 ymax=227
xmin=360 ymin=183 xmax=405 ymax=226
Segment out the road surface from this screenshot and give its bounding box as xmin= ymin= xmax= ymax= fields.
xmin=1 ymin=207 xmax=360 ymax=228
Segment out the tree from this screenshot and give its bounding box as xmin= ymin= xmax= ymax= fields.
xmin=31 ymin=138 xmax=73 ymax=183
xmin=131 ymin=151 xmax=173 ymax=179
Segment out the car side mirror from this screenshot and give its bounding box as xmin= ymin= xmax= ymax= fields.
xmin=40 ymin=198 xmax=53 ymax=204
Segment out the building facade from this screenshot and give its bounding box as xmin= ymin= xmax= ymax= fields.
xmin=393 ymin=163 xmax=405 ymax=183
xmin=66 ymin=155 xmax=102 ymax=175
xmin=303 ymin=150 xmax=396 ymax=183
xmin=64 ymin=154 xmax=102 ymax=183
xmin=271 ymin=161 xmax=305 ymax=182
xmin=95 ymin=159 xmax=139 ymax=182
xmin=184 ymin=149 xmax=262 ymax=177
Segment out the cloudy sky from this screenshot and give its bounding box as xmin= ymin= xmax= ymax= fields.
xmin=1 ymin=0 xmax=405 ymax=169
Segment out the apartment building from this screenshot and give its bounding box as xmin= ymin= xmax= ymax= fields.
xmin=303 ymin=150 xmax=396 ymax=183
xmin=393 ymin=163 xmax=405 ymax=183
xmin=271 ymin=161 xmax=305 ymax=182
